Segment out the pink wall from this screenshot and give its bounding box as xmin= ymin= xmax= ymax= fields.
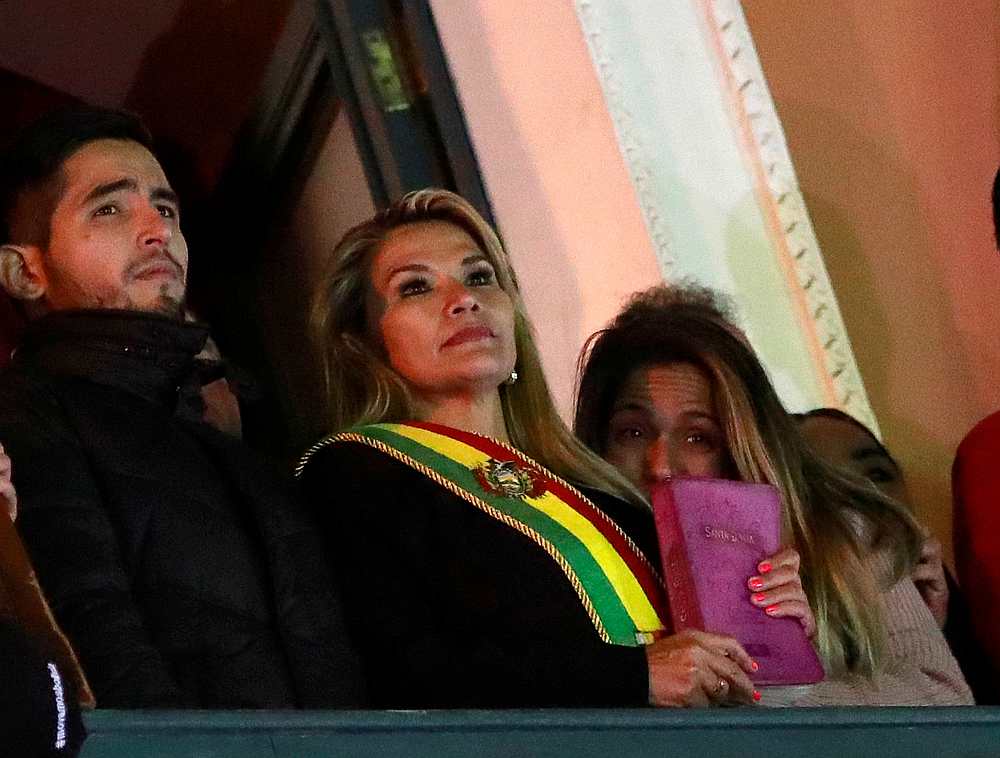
xmin=428 ymin=0 xmax=662 ymax=418
xmin=742 ymin=0 xmax=1000 ymax=553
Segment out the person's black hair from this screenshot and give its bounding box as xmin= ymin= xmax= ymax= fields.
xmin=0 ymin=105 xmax=153 ymax=248
xmin=793 ymin=407 xmax=902 ymax=476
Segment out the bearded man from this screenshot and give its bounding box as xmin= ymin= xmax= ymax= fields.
xmin=0 ymin=106 xmax=363 ymax=708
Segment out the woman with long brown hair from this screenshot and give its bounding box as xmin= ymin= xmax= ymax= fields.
xmin=574 ymin=283 xmax=972 ymax=704
xmin=298 ymin=189 xmax=807 ymax=707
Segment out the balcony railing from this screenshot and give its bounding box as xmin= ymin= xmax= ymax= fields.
xmin=80 ymin=706 xmax=1000 ymax=757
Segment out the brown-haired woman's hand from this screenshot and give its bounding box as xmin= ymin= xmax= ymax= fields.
xmin=0 ymin=443 xmax=15 ymax=521
xmin=747 ymin=546 xmax=817 ymax=638
xmin=645 ymin=629 xmax=758 ymax=707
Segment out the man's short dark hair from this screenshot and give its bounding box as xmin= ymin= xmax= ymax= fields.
xmin=0 ymin=106 xmax=153 ymax=249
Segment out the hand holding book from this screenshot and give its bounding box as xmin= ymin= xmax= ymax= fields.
xmin=652 ymin=479 xmax=825 ymax=687
xmin=645 ymin=628 xmax=759 ymax=707
xmin=746 ymin=546 xmax=817 ymax=639
xmin=643 ymin=544 xmax=818 ymax=707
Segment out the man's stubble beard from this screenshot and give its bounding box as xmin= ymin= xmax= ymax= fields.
xmin=41 ymin=276 xmax=186 ymax=320
xmin=122 ymin=282 xmax=186 ymax=320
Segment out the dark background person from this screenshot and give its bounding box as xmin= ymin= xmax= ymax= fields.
xmin=951 ymin=165 xmax=1000 ymax=692
xmin=194 ymin=333 xmax=247 ymax=439
xmin=0 ymin=621 xmax=86 ymax=758
xmin=184 ymin=308 xmax=253 ymax=440
xmin=953 ymin=414 xmax=1000 ymax=700
xmin=951 ymin=170 xmax=1000 ymax=688
xmin=574 ymin=284 xmax=972 ymax=705
xmin=0 ymin=105 xmax=363 ymax=708
xmin=797 ymin=407 xmax=998 ymax=704
xmin=2 ymin=449 xmax=86 ymax=756
xmin=2 ymin=461 xmax=94 ymax=714
xmin=299 ymin=189 xmax=772 ymax=709
xmin=796 ymin=409 xmax=948 ymax=625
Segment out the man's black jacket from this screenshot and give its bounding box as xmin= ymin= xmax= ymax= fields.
xmin=0 ymin=310 xmax=364 ymax=708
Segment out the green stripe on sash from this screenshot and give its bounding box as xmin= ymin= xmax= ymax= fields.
xmin=357 ymin=424 xmax=640 ymax=646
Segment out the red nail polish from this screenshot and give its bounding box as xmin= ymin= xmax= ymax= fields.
xmin=753 ymin=690 xmax=762 ymax=702
xmin=748 ymin=577 xmax=764 ymax=590
xmin=765 ymin=604 xmax=779 ymax=615
xmin=758 ymin=561 xmax=772 ymax=574
xmin=751 ymin=660 xmax=759 ymax=672
xmin=752 ymin=593 xmax=767 ymax=603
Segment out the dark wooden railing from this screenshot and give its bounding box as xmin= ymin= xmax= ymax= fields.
xmin=80 ymin=706 xmax=1000 ymax=757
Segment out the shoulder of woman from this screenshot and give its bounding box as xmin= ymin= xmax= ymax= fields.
xmin=578 ymin=485 xmax=650 ymax=519
xmin=296 ymin=438 xmax=417 ymax=496
xmin=576 ymin=484 xmax=657 ymax=552
xmin=295 ymin=439 xmax=447 ymax=535
xmin=577 ymin=485 xmax=631 ymax=514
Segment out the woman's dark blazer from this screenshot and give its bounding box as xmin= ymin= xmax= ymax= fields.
xmin=298 ymin=440 xmax=659 ymax=708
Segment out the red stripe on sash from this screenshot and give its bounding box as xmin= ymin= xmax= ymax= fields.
xmin=410 ymin=421 xmax=670 ymax=624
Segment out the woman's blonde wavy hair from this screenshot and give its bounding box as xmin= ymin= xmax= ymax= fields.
xmin=574 ymin=283 xmax=923 ymax=676
xmin=311 ymin=188 xmax=645 ymax=508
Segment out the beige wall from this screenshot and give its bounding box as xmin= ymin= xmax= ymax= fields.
xmin=742 ymin=0 xmax=1000 ymax=555
xmin=428 ymin=0 xmax=662 ymax=419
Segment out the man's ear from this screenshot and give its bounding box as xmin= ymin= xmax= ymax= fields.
xmin=0 ymin=244 xmax=46 ymax=302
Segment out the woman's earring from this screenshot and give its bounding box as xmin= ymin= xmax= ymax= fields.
xmin=505 ymin=370 xmax=519 ymax=386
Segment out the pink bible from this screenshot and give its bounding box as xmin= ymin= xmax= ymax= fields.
xmin=652 ymin=478 xmax=824 ymax=686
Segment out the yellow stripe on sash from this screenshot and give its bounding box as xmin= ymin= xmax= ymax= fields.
xmin=385 ymin=424 xmax=663 ymax=632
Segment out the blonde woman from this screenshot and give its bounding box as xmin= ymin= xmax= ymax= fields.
xmin=298 ymin=190 xmax=808 ymax=708
xmin=574 ymin=284 xmax=973 ymax=705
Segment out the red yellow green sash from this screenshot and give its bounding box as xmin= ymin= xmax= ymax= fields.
xmin=310 ymin=421 xmax=668 ymax=647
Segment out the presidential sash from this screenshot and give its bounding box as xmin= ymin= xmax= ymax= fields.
xmin=298 ymin=421 xmax=668 ymax=647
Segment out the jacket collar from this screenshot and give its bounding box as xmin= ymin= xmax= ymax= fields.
xmin=13 ymin=309 xmax=210 ymax=411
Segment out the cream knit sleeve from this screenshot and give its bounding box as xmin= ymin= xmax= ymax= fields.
xmin=762 ymin=548 xmax=974 ymax=707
